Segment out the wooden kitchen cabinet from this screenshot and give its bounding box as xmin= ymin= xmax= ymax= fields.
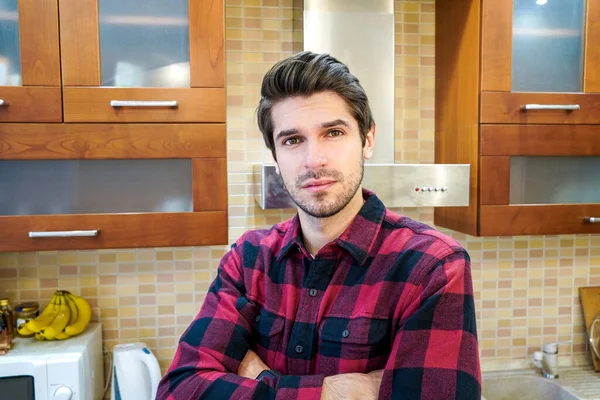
xmin=434 ymin=0 xmax=600 ymax=236
xmin=0 ymin=0 xmax=62 ymax=122
xmin=0 ymin=0 xmax=228 ymax=251
xmin=59 ymin=0 xmax=225 ymax=123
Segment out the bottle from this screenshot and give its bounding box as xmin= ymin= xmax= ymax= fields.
xmin=0 ymin=299 xmax=13 ymax=343
xmin=15 ymin=302 xmax=38 ymax=338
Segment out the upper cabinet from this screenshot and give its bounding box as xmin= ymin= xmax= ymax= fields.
xmin=59 ymin=0 xmax=225 ymax=123
xmin=0 ymin=0 xmax=61 ymax=122
xmin=0 ymin=0 xmax=227 ymax=252
xmin=435 ymin=0 xmax=600 ymax=236
xmin=479 ymin=0 xmax=600 ymax=124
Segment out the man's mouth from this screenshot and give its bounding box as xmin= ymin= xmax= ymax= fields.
xmin=302 ymin=180 xmax=336 ymax=192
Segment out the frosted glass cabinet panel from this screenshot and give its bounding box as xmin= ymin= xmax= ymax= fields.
xmin=510 ymin=157 xmax=600 ymax=204
xmin=98 ymin=0 xmax=190 ymax=87
xmin=0 ymin=0 xmax=21 ymax=86
xmin=0 ymin=160 xmax=192 ymax=215
xmin=512 ymin=0 xmax=586 ymax=92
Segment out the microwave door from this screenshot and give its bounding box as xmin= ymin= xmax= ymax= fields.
xmin=0 ymin=362 xmax=48 ymax=400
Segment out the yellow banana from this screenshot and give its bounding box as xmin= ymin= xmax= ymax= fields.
xmin=17 ymin=323 xmax=35 ymax=337
xmin=63 ymin=291 xmax=79 ymax=325
xmin=24 ymin=293 xmax=60 ymax=333
xmin=41 ymin=294 xmax=71 ymax=340
xmin=64 ymin=294 xmax=92 ymax=337
xmin=34 ymin=332 xmax=53 ymax=341
xmin=55 ymin=331 xmax=71 ymax=340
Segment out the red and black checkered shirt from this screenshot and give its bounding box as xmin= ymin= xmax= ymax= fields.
xmin=157 ymin=189 xmax=481 ymax=399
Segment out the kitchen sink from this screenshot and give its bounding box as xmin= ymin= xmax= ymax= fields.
xmin=482 ymin=375 xmax=583 ymax=400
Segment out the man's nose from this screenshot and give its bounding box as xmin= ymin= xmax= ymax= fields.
xmin=304 ymin=141 xmax=328 ymax=169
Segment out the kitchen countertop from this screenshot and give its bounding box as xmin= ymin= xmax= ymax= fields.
xmin=482 ymin=366 xmax=600 ymax=400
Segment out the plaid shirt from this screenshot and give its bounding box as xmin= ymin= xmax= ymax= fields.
xmin=157 ymin=189 xmax=481 ymax=400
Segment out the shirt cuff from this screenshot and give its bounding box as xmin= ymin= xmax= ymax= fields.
xmin=261 ymin=373 xmax=325 ymax=400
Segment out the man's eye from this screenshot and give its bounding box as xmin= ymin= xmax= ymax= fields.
xmin=283 ymin=137 xmax=300 ymax=146
xmin=328 ymin=129 xmax=344 ymax=137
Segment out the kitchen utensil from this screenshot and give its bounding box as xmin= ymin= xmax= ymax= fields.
xmin=579 ymin=286 xmax=600 ymax=371
xmin=112 ymin=342 xmax=161 ymax=400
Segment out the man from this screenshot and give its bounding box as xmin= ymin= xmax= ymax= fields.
xmin=157 ymin=51 xmax=481 ymax=399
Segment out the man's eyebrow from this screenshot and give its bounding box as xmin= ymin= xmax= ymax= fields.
xmin=275 ymin=128 xmax=299 ymax=142
xmin=321 ymin=119 xmax=350 ymax=129
xmin=274 ymin=119 xmax=350 ymax=142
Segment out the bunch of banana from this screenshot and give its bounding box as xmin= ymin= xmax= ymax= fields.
xmin=17 ymin=290 xmax=92 ymax=341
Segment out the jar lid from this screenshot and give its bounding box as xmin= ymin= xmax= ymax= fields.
xmin=0 ymin=298 xmax=9 ymax=306
xmin=16 ymin=302 xmax=39 ymax=312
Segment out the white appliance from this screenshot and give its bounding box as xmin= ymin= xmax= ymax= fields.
xmin=0 ymin=322 xmax=104 ymax=400
xmin=111 ymin=343 xmax=161 ymax=400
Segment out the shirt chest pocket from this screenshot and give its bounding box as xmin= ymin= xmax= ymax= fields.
xmin=252 ymin=308 xmax=286 ymax=368
xmin=318 ymin=317 xmax=391 ymax=364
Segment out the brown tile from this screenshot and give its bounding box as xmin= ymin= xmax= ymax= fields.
xmin=119 ymin=296 xmax=137 ymax=306
xmin=59 ymin=266 xmax=77 ymax=275
xmin=100 ymin=275 xmax=117 ymax=285
xmin=158 ymin=306 xmax=174 ymax=315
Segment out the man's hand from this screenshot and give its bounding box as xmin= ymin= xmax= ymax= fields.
xmin=238 ymin=349 xmax=269 ymax=379
xmin=321 ymin=369 xmax=384 ymax=400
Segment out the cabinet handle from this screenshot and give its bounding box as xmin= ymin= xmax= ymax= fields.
xmin=521 ymin=104 xmax=580 ymax=111
xmin=110 ymin=100 xmax=178 ymax=107
xmin=0 ymin=99 xmax=5 ymax=106
xmin=29 ymin=230 xmax=99 ymax=238
xmin=584 ymin=217 xmax=600 ymax=223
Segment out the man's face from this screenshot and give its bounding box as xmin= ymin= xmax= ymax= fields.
xmin=271 ymin=91 xmax=375 ymax=218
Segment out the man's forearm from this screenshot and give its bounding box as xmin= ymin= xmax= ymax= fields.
xmin=321 ymin=370 xmax=383 ymax=400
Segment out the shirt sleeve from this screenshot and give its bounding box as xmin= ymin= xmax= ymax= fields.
xmin=155 ymin=236 xmax=325 ymax=400
xmin=379 ymin=249 xmax=482 ymax=400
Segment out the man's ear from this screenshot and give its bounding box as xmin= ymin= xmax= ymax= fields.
xmin=363 ymin=123 xmax=376 ymax=159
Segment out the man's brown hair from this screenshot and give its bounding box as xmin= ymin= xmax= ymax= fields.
xmin=256 ymin=51 xmax=374 ymax=161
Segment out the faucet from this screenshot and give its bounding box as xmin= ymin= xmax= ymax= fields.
xmin=533 ymin=340 xmax=572 ymax=379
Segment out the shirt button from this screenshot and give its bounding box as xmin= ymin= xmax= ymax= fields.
xmin=342 ymin=329 xmax=350 ymax=338
xmin=309 ymin=288 xmax=318 ymax=297
xmin=295 ymin=345 xmax=304 ymax=354
xmin=255 ymin=315 xmax=260 ymax=322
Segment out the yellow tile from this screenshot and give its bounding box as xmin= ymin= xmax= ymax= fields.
xmin=243 ymin=0 xmax=260 ymax=6
xmin=140 ymin=328 xmax=157 ymax=338
xmin=80 ymin=277 xmax=98 ymax=287
xmin=19 ymin=279 xmax=39 ymax=290
xmin=174 ymin=283 xmax=194 ymax=293
xmin=158 ymin=294 xmax=175 ymax=305
xmin=118 ymin=251 xmax=136 ymax=263
xmin=0 ymin=253 xmax=17 ymax=267
xmin=99 ymin=296 xmax=118 ymax=308
xmin=57 ymin=278 xmax=78 ymax=288
xmin=156 ymin=251 xmax=173 ymax=261
xmin=529 ymin=239 xmax=543 ymax=249
xmin=575 ymin=237 xmax=589 ymax=247
xmin=175 ymin=249 xmax=193 ymax=260
xmin=99 ymin=253 xmax=117 ymax=263
xmin=119 ymin=307 xmax=138 ymax=318
xmin=194 ymin=272 xmax=212 ymax=282
xmin=139 ymin=274 xmax=156 ymax=284
xmin=175 ymin=304 xmax=196 ymax=315
xmin=119 ymin=329 xmax=139 ymax=339
xmin=58 ymin=253 xmax=78 ymax=265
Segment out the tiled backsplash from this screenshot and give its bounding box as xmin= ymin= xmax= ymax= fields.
xmin=0 ymin=0 xmax=599 ymax=375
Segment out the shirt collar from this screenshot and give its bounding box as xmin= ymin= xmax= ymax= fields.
xmin=277 ymin=189 xmax=385 ymax=266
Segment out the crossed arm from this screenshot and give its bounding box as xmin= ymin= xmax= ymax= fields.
xmin=237 ymin=348 xmax=384 ymax=399
xmin=156 ymin=240 xmax=481 ymax=400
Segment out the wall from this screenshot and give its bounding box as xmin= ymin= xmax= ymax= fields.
xmin=0 ymin=0 xmax=598 ymax=377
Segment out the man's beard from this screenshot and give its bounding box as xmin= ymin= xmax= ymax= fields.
xmin=282 ymin=160 xmax=364 ymax=218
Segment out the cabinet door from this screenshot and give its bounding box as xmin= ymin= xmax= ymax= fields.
xmin=0 ymin=123 xmax=228 ymax=251
xmin=480 ymin=0 xmax=600 ymax=124
xmin=479 ymin=124 xmax=600 ymax=235
xmin=0 ymin=0 xmax=61 ymax=122
xmin=59 ymin=0 xmax=225 ymax=123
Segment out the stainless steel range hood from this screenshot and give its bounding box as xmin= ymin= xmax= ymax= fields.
xmin=253 ymin=0 xmax=470 ymax=209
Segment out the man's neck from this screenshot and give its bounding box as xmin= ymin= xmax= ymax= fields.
xmin=298 ymin=189 xmax=365 ymax=256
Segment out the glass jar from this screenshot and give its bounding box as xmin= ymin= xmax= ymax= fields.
xmin=14 ymin=302 xmax=39 ymax=337
xmin=0 ymin=298 xmax=14 ymax=342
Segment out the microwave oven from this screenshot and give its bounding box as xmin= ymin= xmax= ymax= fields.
xmin=0 ymin=322 xmax=104 ymax=400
